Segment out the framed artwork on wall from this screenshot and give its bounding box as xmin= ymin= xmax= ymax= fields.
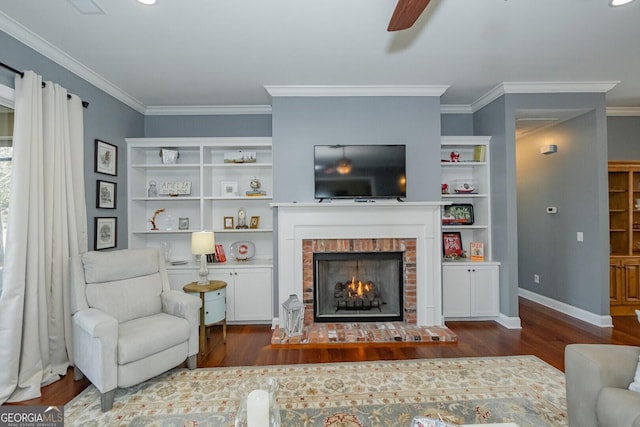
xmin=95 ymin=217 xmax=117 ymax=250
xmin=95 ymin=139 xmax=118 ymax=176
xmin=96 ymin=180 xmax=116 ymax=209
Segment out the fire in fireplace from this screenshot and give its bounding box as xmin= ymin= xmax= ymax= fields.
xmin=335 ymin=278 xmax=382 ymax=311
xmin=314 ymin=252 xmax=403 ymax=322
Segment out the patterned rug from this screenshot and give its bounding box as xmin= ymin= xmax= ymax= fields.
xmin=64 ymin=356 xmax=567 ymax=427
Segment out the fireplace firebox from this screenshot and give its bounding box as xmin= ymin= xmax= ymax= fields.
xmin=313 ymin=252 xmax=404 ymax=322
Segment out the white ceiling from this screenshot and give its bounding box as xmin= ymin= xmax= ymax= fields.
xmin=0 ymin=0 xmax=639 ymax=114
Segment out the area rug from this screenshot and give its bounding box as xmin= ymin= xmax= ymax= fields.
xmin=64 ymin=356 xmax=566 ymax=427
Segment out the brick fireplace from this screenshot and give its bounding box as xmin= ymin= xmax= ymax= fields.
xmin=303 ymin=238 xmax=416 ymax=325
xmin=273 ymin=202 xmax=445 ymax=327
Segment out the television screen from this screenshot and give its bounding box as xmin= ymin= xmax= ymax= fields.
xmin=314 ymin=145 xmax=406 ymax=200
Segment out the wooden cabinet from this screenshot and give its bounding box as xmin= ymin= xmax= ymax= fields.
xmin=610 ymin=257 xmax=640 ymax=315
xmin=609 ymin=161 xmax=640 ymax=315
xmin=442 ymin=263 xmax=499 ymax=318
xmin=210 ymin=267 xmax=272 ymax=323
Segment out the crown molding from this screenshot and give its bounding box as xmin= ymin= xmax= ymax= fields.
xmin=145 ymin=105 xmax=273 ymax=116
xmin=440 ymin=104 xmax=473 ymax=114
xmin=472 ymin=81 xmax=620 ymax=112
xmin=0 ymin=11 xmax=146 ymax=114
xmin=265 ymin=85 xmax=450 ymax=98
xmin=606 ymin=107 xmax=640 ymax=116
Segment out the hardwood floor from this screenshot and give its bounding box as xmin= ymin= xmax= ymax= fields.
xmin=9 ymin=297 xmax=640 ymax=407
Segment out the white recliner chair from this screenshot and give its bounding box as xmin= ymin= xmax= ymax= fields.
xmin=70 ymin=248 xmax=201 ymax=411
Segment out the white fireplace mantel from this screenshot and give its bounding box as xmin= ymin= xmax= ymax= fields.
xmin=272 ymin=202 xmax=445 ymax=327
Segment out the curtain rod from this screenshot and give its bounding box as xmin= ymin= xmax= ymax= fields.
xmin=0 ymin=62 xmax=89 ymax=108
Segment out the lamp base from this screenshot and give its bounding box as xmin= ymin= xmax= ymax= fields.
xmin=198 ymin=255 xmax=209 ymax=285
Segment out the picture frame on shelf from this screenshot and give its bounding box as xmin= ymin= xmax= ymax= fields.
xmin=178 ymin=217 xmax=189 ymax=230
xmin=442 ymin=232 xmax=462 ymax=257
xmin=249 ymin=216 xmax=260 ymax=229
xmin=224 ymin=216 xmax=234 ymax=229
xmin=96 ymin=180 xmax=116 ymax=209
xmin=94 ymin=139 xmax=117 ymax=176
xmin=95 ymin=217 xmax=117 ymax=250
xmin=442 ymin=204 xmax=474 ymax=225
xmin=221 ymin=181 xmax=238 ymax=197
xmin=470 ymin=241 xmax=485 ymax=261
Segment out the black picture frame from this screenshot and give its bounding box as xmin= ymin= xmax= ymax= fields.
xmin=94 ymin=217 xmax=117 ymax=250
xmin=442 ymin=204 xmax=475 ymax=225
xmin=442 ymin=232 xmax=463 ymax=257
xmin=96 ymin=180 xmax=116 ymax=209
xmin=94 ymin=139 xmax=118 ymax=176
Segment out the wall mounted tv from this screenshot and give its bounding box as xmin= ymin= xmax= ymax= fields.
xmin=314 ymin=144 xmax=406 ymax=200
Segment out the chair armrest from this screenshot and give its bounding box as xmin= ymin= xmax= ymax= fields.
xmin=72 ymin=308 xmax=118 ymax=394
xmin=162 ymin=291 xmax=201 ymax=356
xmin=162 ymin=290 xmax=201 ymax=321
xmin=565 ymin=344 xmax=640 ymax=427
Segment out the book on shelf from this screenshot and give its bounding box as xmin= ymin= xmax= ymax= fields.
xmin=470 ymin=241 xmax=485 ymax=261
xmin=215 ymin=244 xmax=227 ymax=263
xmin=473 ymin=145 xmax=486 ymax=162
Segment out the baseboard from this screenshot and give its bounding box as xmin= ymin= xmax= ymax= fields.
xmin=496 ymin=313 xmax=522 ymax=329
xmin=518 ymin=288 xmax=613 ymax=328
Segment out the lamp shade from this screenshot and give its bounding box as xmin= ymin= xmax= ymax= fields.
xmin=191 ymin=231 xmax=215 ymax=255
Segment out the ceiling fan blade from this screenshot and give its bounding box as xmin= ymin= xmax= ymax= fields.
xmin=387 ymin=0 xmax=431 ymax=31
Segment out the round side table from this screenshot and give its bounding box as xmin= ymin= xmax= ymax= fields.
xmin=183 ymin=280 xmax=227 ymax=355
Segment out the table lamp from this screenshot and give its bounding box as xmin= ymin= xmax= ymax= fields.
xmin=191 ymin=231 xmax=215 ymax=284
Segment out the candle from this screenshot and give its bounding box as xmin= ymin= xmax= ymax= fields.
xmin=247 ymin=389 xmax=270 ymax=427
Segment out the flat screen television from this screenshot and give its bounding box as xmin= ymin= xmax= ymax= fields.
xmin=314 ymin=144 xmax=406 ymax=200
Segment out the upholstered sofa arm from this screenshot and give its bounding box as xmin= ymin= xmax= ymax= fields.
xmin=72 ymin=308 xmax=118 ymax=394
xmin=162 ymin=291 xmax=201 ymax=356
xmin=566 ymin=344 xmax=640 ymax=427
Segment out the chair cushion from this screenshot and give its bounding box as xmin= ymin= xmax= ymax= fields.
xmin=597 ymin=387 xmax=640 ymax=427
xmin=117 ymin=313 xmax=191 ymax=364
xmin=82 ymin=248 xmax=160 ymax=283
xmin=86 ymin=273 xmax=163 ymax=323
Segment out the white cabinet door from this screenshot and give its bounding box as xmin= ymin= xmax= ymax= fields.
xmin=443 ymin=263 xmax=499 ymax=318
xmin=167 ymin=269 xmax=196 ymax=291
xmin=470 ymin=265 xmax=499 ymax=316
xmin=209 ymin=267 xmax=272 ymax=322
xmin=442 ymin=265 xmax=472 ymax=317
xmin=233 ymin=268 xmax=272 ymax=322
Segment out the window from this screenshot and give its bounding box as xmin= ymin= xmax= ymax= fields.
xmin=0 ymin=92 xmax=13 ymax=295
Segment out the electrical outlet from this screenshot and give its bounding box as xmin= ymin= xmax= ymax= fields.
xmin=534 ymin=274 xmax=540 ymax=284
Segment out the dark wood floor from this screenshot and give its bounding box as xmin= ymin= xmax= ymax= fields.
xmin=9 ymin=297 xmax=640 ymax=407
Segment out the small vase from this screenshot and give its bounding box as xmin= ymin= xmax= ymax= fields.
xmin=235 ymin=377 xmax=280 ymax=427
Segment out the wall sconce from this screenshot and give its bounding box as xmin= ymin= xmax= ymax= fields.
xmin=539 ymin=145 xmax=558 ymax=155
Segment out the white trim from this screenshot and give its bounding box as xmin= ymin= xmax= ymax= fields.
xmin=607 ymin=107 xmax=640 ymax=117
xmin=441 ymin=104 xmax=473 ymax=114
xmin=472 ymin=81 xmax=620 ymax=112
xmin=495 ymin=313 xmax=522 ymax=329
xmin=0 ymin=83 xmax=15 ymax=108
xmin=145 ymin=105 xmax=272 ymax=116
xmin=519 ymin=287 xmax=613 ymax=328
xmin=264 ymin=85 xmax=450 ymax=98
xmin=0 ymin=11 xmax=146 ymax=114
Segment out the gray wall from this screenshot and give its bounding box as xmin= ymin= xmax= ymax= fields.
xmin=517 ymin=111 xmax=608 ymax=314
xmin=0 ymin=30 xmax=145 ymax=251
xmin=608 ymin=116 xmax=640 ymax=160
xmin=144 ymin=114 xmax=271 ymax=137
xmin=271 ymin=96 xmax=442 ymax=203
xmin=475 ymin=93 xmax=610 ymax=318
xmin=441 ymin=113 xmax=474 ymax=136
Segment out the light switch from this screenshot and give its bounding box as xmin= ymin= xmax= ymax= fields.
xmin=577 ymin=232 xmax=584 ymax=242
